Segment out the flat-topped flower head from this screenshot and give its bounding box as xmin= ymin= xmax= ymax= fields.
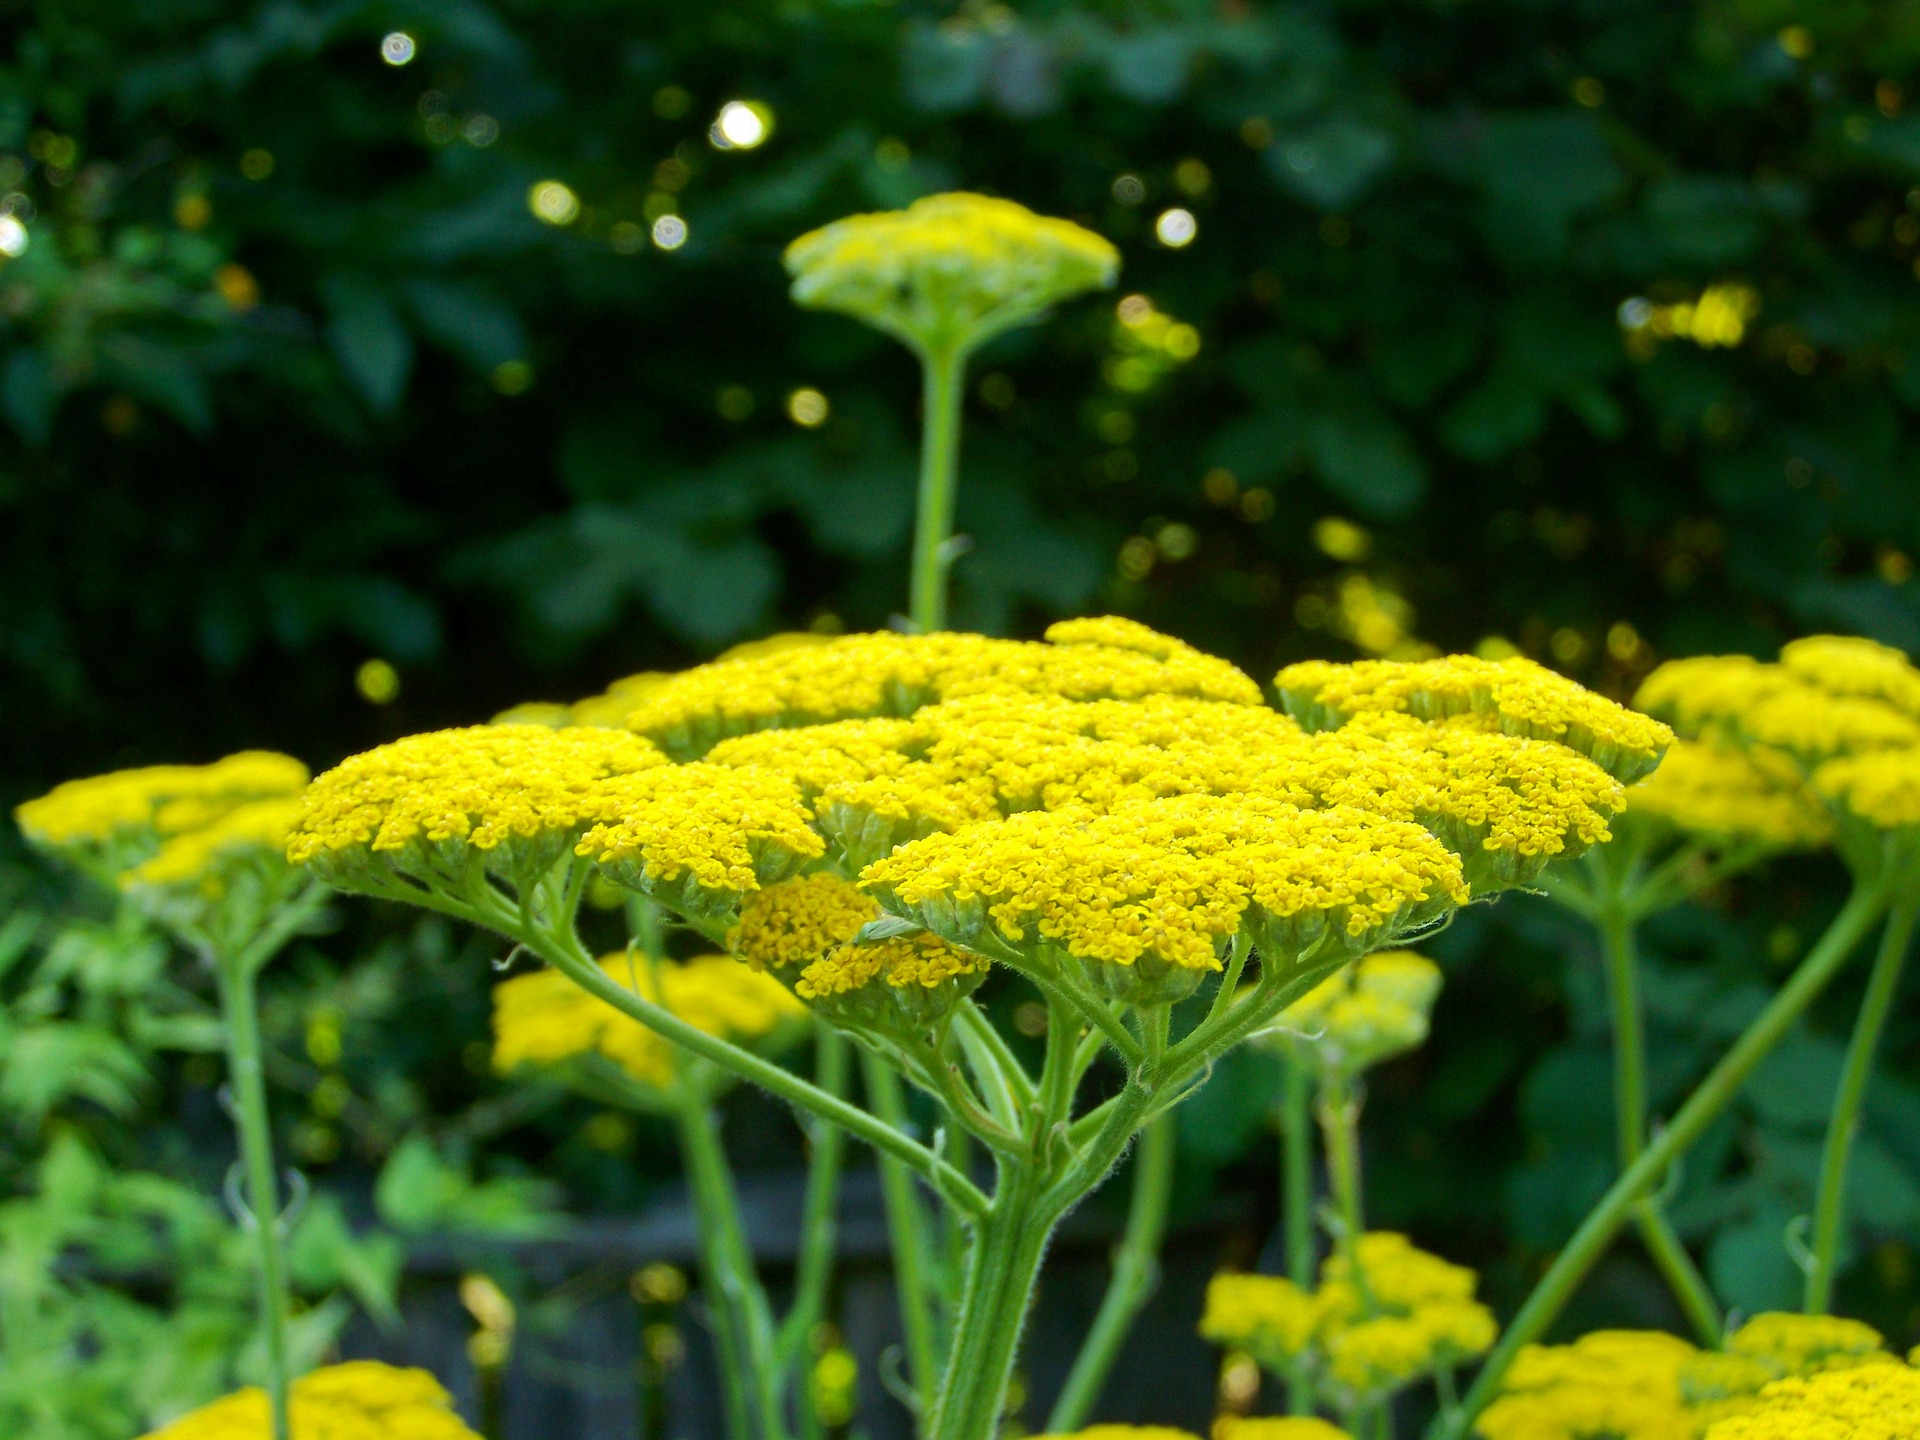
xmin=730 ymin=873 xmax=986 ymax=1032
xmin=580 ymin=764 xmax=825 ymax=920
xmin=1635 ymin=656 xmax=1797 ymax=739
xmin=623 ymin=624 xmax=1260 ymax=760
xmin=1703 ymin=1361 xmax=1920 ymax=1440
xmin=785 ymin=192 xmax=1118 ymax=355
xmin=1200 ymin=1272 xmax=1321 ymax=1367
xmin=121 ymin=796 xmax=312 ymax=946
xmin=1811 ymin=751 xmax=1920 ymax=885
xmin=1271 ymin=949 xmax=1441 ymax=1078
xmin=1724 ymin=1312 xmax=1893 ymax=1377
xmin=288 ymin=725 xmax=666 ymax=900
xmin=1483 ymin=1330 xmax=1699 ymax=1440
xmin=139 ymin=1359 xmax=481 ymax=1440
xmin=1779 ymin=635 xmax=1920 ymax=719
xmin=1315 ymin=1234 xmax=1496 ymax=1402
xmin=1275 ymin=654 xmax=1672 ymax=784
xmin=493 ymin=953 xmax=804 ymax=1097
xmin=1032 ymin=1428 xmax=1201 ymax=1440
xmin=861 ymin=794 xmax=1467 ymax=1006
xmin=17 ymin=751 xmax=309 ymax=877
xmin=1623 ymin=739 xmax=1832 ymax=851
xmin=1215 ymin=1421 xmax=1352 ymax=1440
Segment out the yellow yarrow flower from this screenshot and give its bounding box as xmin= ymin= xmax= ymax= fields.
xmin=785 ymin=192 xmax=1118 ymax=356
xmin=861 ymin=795 xmax=1468 ymax=1004
xmin=1200 ymin=1272 xmax=1322 ymax=1367
xmin=730 ymin=873 xmax=986 ymax=1031
xmin=287 ymin=725 xmax=666 ymax=893
xmin=1702 ymin=1360 xmax=1920 ymax=1440
xmin=1032 ymin=1427 xmax=1203 ymax=1440
xmin=123 ymin=796 xmax=305 ymax=897
xmin=493 ymin=953 xmax=804 ymax=1095
xmin=138 ymin=1360 xmax=481 ymax=1440
xmin=1272 ymin=950 xmax=1442 ymax=1078
xmin=1311 ymin=1234 xmax=1496 ymax=1403
xmin=1723 ymin=1311 xmax=1894 ymax=1377
xmin=1638 ymin=641 xmax=1920 ymax=761
xmin=1813 ymin=750 xmax=1920 ymax=832
xmin=1483 ymin=1330 xmax=1698 ymax=1440
xmin=1623 ymin=739 xmax=1832 ymax=850
xmin=1779 ymin=635 xmax=1920 ymax=720
xmin=621 ymin=624 xmax=1261 ymax=760
xmin=17 ymin=751 xmax=309 ymax=875
xmin=1275 ymin=654 xmax=1673 ymax=784
xmin=1214 ymin=1421 xmax=1351 ymax=1440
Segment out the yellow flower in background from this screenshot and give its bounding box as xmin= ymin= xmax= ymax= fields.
xmin=1200 ymin=1272 xmax=1321 ymax=1368
xmin=16 ymin=751 xmax=309 ymax=874
xmin=123 ymin=795 xmax=305 ymax=898
xmin=1272 ymin=950 xmax=1442 ymax=1078
xmin=785 ymin=192 xmax=1118 ymax=356
xmin=1482 ymin=1330 xmax=1698 ymax=1440
xmin=1778 ymin=635 xmax=1920 ymax=719
xmin=1214 ymin=1420 xmax=1351 ymax=1440
xmin=1622 ymin=738 xmax=1832 ymax=850
xmin=1722 ymin=1311 xmax=1894 ymax=1377
xmin=1275 ymin=653 xmax=1673 ymax=784
xmin=1033 ymin=1427 xmax=1203 ymax=1440
xmin=139 ymin=1360 xmax=481 ymax=1439
xmin=493 ymin=953 xmax=803 ymax=1095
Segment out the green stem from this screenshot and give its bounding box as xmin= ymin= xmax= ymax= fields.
xmin=1045 ymin=1111 xmax=1178 ymax=1430
xmin=1805 ymin=900 xmax=1919 ymax=1312
xmin=778 ymin=1031 xmax=851 ymax=1371
xmin=1318 ymin=1076 xmax=1365 ymax=1254
xmin=213 ymin=955 xmax=292 ymax=1440
xmin=864 ymin=1051 xmax=943 ymax=1405
xmin=927 ymin=1164 xmax=1058 ymax=1440
xmin=1596 ymin=905 xmax=1722 ymax=1345
xmin=1280 ymin=1057 xmax=1317 ymax=1415
xmin=1431 ymin=881 xmax=1887 ymax=1440
xmin=675 ymin=1087 xmax=786 ymax=1440
xmin=534 ymin=924 xmax=988 ymax=1215
xmin=909 ymin=340 xmax=967 ymax=633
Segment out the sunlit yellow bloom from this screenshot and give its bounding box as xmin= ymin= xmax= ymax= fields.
xmin=1724 ymin=1311 xmax=1894 ymax=1377
xmin=1200 ymin=1272 xmax=1321 ymax=1366
xmin=786 ymin=193 xmax=1118 ymax=355
xmin=733 ymin=873 xmax=881 ymax=981
xmin=1484 ymin=1330 xmax=1698 ymax=1440
xmin=1275 ymin=654 xmax=1672 ymax=784
xmin=491 ymin=701 xmax=574 ymax=728
xmin=287 ymin=726 xmax=665 ymax=891
xmin=493 ymin=953 xmax=804 ymax=1092
xmin=1312 ymin=1234 xmax=1495 ymax=1400
xmin=1779 ymin=635 xmax=1920 ymax=720
xmin=1703 ymin=1361 xmax=1920 ymax=1440
xmin=1635 ymin=656 xmax=1795 ymax=738
xmin=579 ymin=763 xmax=824 ymax=917
xmin=1214 ymin=1420 xmax=1351 ymax=1440
xmin=1273 ymin=950 xmax=1441 ymax=1077
xmin=1741 ymin=687 xmax=1920 ymax=762
xmin=569 ymin=672 xmax=671 ymax=728
xmin=139 ymin=1360 xmax=481 ymax=1440
xmin=622 ymin=624 xmax=1260 ymax=760
xmin=17 ymin=752 xmax=310 ymax=872
xmin=1813 ymin=751 xmax=1920 ymax=831
xmin=862 ymin=795 xmax=1467 ymax=1004
xmin=1500 ymin=1328 xmax=1697 ymax=1397
xmin=1624 ymin=739 xmax=1832 ymax=849
xmin=124 ymin=796 xmax=305 ymax=897
xmin=1032 ymin=1428 xmax=1202 ymax=1440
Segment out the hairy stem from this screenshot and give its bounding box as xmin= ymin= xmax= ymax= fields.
xmin=1431 ymin=882 xmax=1887 ymax=1440
xmin=1805 ymin=900 xmax=1919 ymax=1312
xmin=778 ymin=1031 xmax=851 ymax=1371
xmin=1045 ymin=1111 xmax=1177 ymax=1430
xmin=213 ymin=956 xmax=292 ymax=1440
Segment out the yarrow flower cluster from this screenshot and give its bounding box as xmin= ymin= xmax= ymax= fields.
xmin=784 ymin=192 xmax=1119 ymax=356
xmin=1479 ymin=1314 xmax=1906 ymax=1440
xmin=1621 ymin=739 xmax=1832 ymax=852
xmin=1266 ymin=950 xmax=1442 ymax=1079
xmin=1704 ymin=1359 xmax=1920 ymax=1440
xmin=140 ymin=1360 xmax=482 ymax=1440
xmin=493 ymin=953 xmax=805 ymax=1095
xmin=1637 ymin=635 xmax=1920 ymax=883
xmin=1201 ymin=1233 xmax=1497 ymax=1414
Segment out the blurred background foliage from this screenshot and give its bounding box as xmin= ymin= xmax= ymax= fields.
xmin=4 ymin=0 xmax=1920 ymax=1432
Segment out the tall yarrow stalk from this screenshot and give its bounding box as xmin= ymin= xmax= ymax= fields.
xmin=1431 ymin=636 xmax=1920 ymax=1440
xmin=15 ymin=755 xmax=324 ymax=1440
xmin=283 ymin=624 xmax=1670 ymax=1440
xmin=784 ymin=193 xmax=1118 ymax=633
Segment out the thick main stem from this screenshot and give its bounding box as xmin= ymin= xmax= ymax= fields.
xmin=676 ymin=1090 xmax=786 ymax=1440
xmin=864 ymin=1053 xmax=943 ymax=1404
xmin=909 ymin=341 xmax=967 ymax=633
xmin=214 ymin=957 xmax=292 ymax=1440
xmin=1432 ymin=882 xmax=1887 ymax=1440
xmin=1596 ymin=906 xmax=1722 ymax=1344
xmin=1045 ymin=1112 xmax=1177 ymax=1430
xmin=928 ymin=1166 xmax=1058 ymax=1440
xmin=1805 ymin=900 xmax=1919 ymax=1312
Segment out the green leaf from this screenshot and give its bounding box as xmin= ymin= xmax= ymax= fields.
xmin=1707 ymin=1201 xmax=1805 ymax=1316
xmin=1304 ymin=405 xmax=1426 ymax=517
xmin=1267 ymin=115 xmax=1397 ymax=210
xmin=322 ymin=274 xmax=414 ymax=415
xmin=1 ymin=347 xmax=58 ymax=447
